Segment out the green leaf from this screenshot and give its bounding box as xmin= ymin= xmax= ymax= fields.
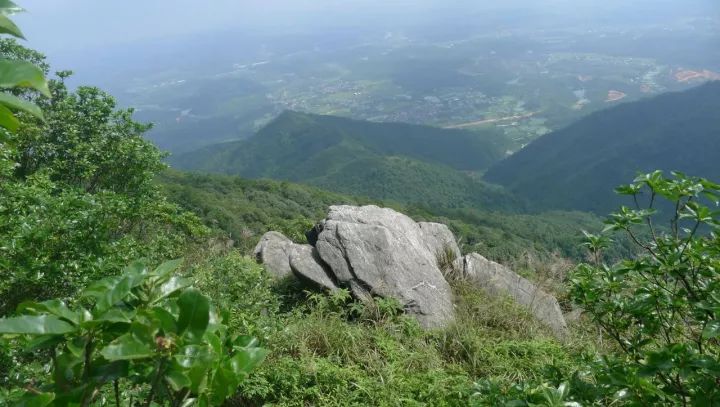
xmin=152 ymin=276 xmax=191 ymax=304
xmin=151 ymin=307 xmax=178 ymax=333
xmin=92 ymin=308 xmax=136 ymax=325
xmin=14 ymin=392 xmax=55 ymax=407
xmin=18 ymin=299 xmax=79 ymax=325
xmin=153 ymin=258 xmax=183 ymax=281
xmin=229 ymin=347 xmax=268 ymax=376
xmin=177 ymin=288 xmax=210 ymax=339
xmin=0 ymin=92 xmax=43 ymax=119
xmin=0 ymin=102 xmax=18 ymax=131
xmin=0 ymin=59 xmax=49 ymax=96
xmin=100 ymin=334 xmax=154 ymax=361
xmin=89 ymin=360 xmax=129 ymax=382
xmin=24 ymin=334 xmax=64 ymax=351
xmin=94 ymin=276 xmax=133 ymax=315
xmin=0 ymin=14 xmax=22 ymax=38
xmin=165 ymin=365 xmax=192 ymax=391
xmin=0 ymin=0 xmax=23 ymax=13
xmin=702 ymin=320 xmax=720 ymax=339
xmin=0 ymin=315 xmax=75 ymax=335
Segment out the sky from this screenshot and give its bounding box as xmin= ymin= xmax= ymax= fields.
xmin=18 ymin=0 xmax=718 ymax=54
xmin=12 ymin=0 xmax=719 ymax=88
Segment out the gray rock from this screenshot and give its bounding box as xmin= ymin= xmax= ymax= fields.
xmin=463 ymin=253 xmax=568 ymax=337
xmin=289 ymin=244 xmax=338 ymax=291
xmin=316 ymin=205 xmax=454 ymax=329
xmin=253 ymin=231 xmax=294 ymax=279
xmin=418 ymin=222 xmax=462 ymax=274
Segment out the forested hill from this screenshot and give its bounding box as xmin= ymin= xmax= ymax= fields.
xmin=484 ymin=81 xmax=720 ymax=214
xmin=171 ymin=110 xmax=520 ymax=210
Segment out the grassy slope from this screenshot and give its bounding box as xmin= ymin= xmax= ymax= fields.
xmin=192 ymin=252 xmax=596 ymax=407
xmin=170 ymin=110 xmax=519 ymax=210
xmin=484 ymin=81 xmax=720 ymax=213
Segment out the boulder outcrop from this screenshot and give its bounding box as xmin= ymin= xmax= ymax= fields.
xmin=253 ymin=231 xmax=294 ymax=279
xmin=315 ymin=206 xmax=455 ymax=329
xmin=253 ymin=205 xmax=568 ymax=335
xmin=462 ymin=253 xmax=568 ymax=336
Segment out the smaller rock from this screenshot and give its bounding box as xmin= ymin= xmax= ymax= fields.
xmin=463 ymin=253 xmax=568 ymax=337
xmin=289 ymin=244 xmax=338 ymax=291
xmin=253 ymin=232 xmax=294 ymax=279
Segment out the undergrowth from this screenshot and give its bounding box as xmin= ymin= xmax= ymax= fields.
xmin=192 ymin=252 xmax=594 ymax=406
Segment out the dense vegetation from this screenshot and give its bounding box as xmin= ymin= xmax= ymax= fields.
xmin=485 ymin=81 xmax=720 ymax=213
xmin=158 ymin=171 xmax=614 ymax=263
xmin=172 ymin=110 xmax=519 ymax=209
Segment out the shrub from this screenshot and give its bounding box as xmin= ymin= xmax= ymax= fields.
xmin=0 ymin=260 xmax=266 ymax=406
xmin=569 ymin=171 xmax=720 ymax=405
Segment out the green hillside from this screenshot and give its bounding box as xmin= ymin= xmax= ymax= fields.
xmin=158 ymin=171 xmax=617 ymax=263
xmin=171 ymin=111 xmax=518 ymax=209
xmin=484 ymin=81 xmax=720 ymax=213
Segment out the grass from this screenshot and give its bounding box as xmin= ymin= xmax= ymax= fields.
xmin=191 ymin=252 xmax=597 ymax=406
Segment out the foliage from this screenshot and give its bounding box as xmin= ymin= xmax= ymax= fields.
xmin=0 ymin=41 xmax=207 ymax=315
xmin=160 ymin=171 xmax=618 ymax=263
xmin=189 ymin=254 xmax=585 ymax=406
xmin=170 ymin=110 xmax=521 ymax=210
xmin=568 ymin=171 xmax=720 ymax=405
xmin=0 ymin=260 xmax=266 ymax=406
xmin=0 ymin=2 xmax=50 ymax=176
xmin=485 ymin=82 xmax=720 ymax=213
xmin=159 ymin=170 xmax=368 ymax=252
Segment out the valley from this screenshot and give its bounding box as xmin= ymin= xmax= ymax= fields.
xmin=110 ymin=16 xmax=720 ymax=154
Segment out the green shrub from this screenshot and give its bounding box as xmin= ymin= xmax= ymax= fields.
xmin=568 ymin=171 xmax=720 ymax=405
xmin=0 ymin=260 xmax=266 ymax=406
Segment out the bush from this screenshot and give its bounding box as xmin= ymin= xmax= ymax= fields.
xmin=568 ymin=171 xmax=720 ymax=405
xmin=0 ymin=260 xmax=266 ymax=406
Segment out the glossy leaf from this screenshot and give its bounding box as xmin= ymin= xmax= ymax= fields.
xmin=0 ymin=315 xmax=75 ymax=335
xmin=0 ymin=13 xmax=22 ymax=38
xmin=100 ymin=334 xmax=154 ymax=361
xmin=177 ymin=288 xmax=210 ymax=339
xmin=0 ymin=92 xmax=43 ymax=118
xmin=0 ymin=0 xmax=22 ymax=13
xmin=702 ymin=320 xmax=720 ymax=339
xmin=18 ymin=299 xmax=79 ymax=325
xmin=0 ymin=102 xmax=17 ymax=130
xmin=153 ymin=258 xmax=183 ymax=281
xmin=0 ymin=59 xmax=50 ymax=96
xmin=165 ymin=365 xmax=192 ymax=391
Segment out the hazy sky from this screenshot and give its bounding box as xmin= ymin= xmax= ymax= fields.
xmin=17 ymin=0 xmax=717 ymax=54
xmin=12 ymin=0 xmax=719 ymax=87
xmin=16 ymin=0 xmax=444 ymax=52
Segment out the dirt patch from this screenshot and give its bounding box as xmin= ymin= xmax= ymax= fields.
xmin=605 ymin=90 xmax=626 ymax=102
xmin=675 ymin=69 xmax=720 ymax=82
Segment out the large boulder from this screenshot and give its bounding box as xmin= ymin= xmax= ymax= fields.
xmin=315 ymin=205 xmax=455 ymax=329
xmin=418 ymin=222 xmax=461 ymax=261
xmin=253 ymin=231 xmax=294 ymax=279
xmin=462 ymin=253 xmax=568 ymax=337
xmin=289 ymin=244 xmax=338 ymax=291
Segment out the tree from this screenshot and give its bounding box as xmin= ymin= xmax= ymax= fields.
xmin=0 ymin=24 xmax=207 ymax=315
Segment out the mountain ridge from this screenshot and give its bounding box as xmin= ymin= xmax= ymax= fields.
xmin=484 ymin=81 xmax=720 ymax=213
